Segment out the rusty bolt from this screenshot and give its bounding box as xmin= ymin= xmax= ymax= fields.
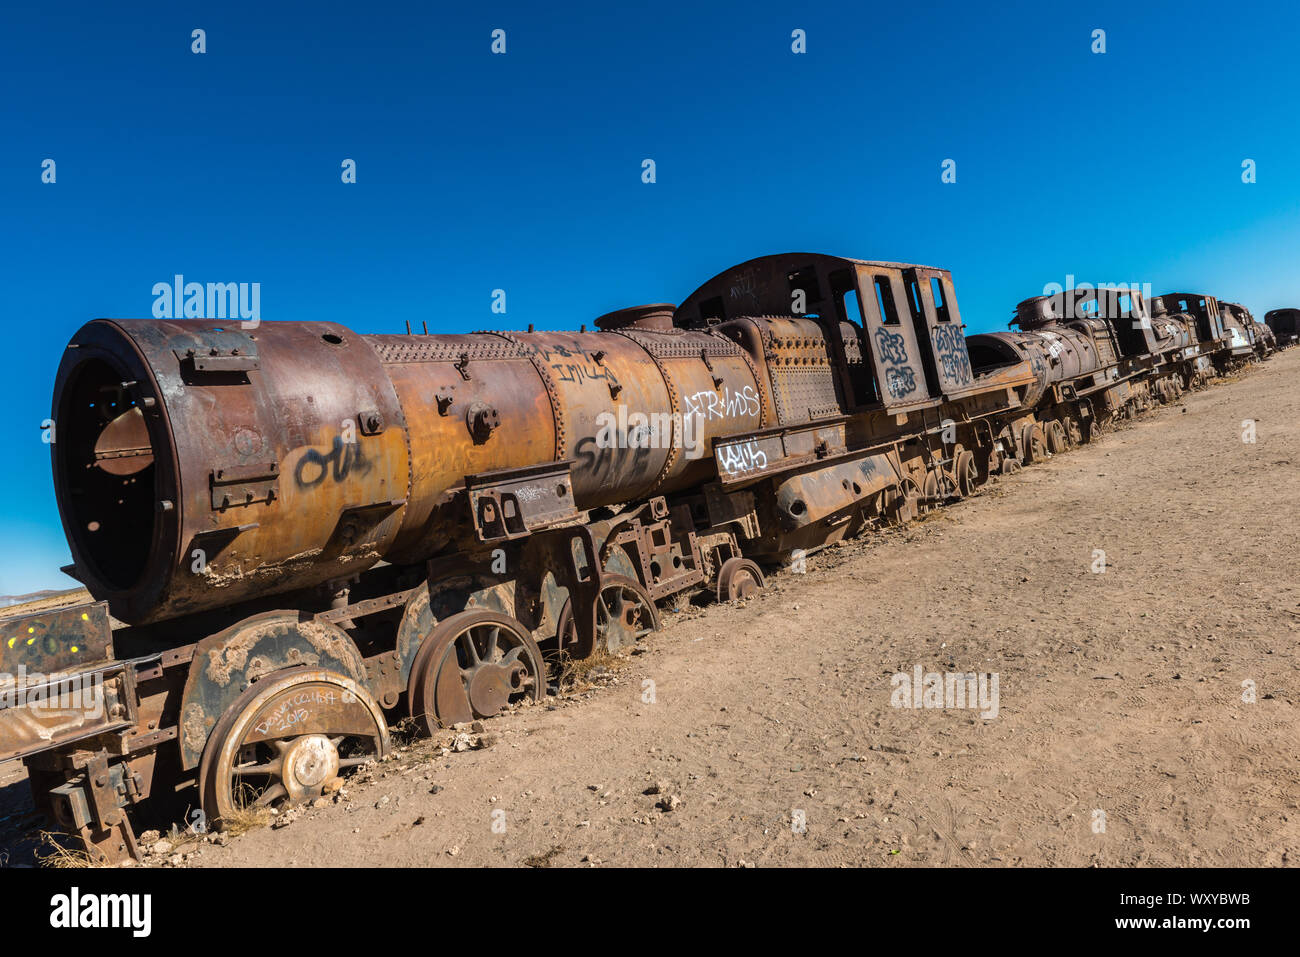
xmin=467 ymin=402 xmax=500 ymax=443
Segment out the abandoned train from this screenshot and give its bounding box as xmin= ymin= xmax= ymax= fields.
xmin=0 ymin=252 xmax=1276 ymax=862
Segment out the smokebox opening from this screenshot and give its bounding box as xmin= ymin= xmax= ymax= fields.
xmin=57 ymin=357 xmax=159 ymax=591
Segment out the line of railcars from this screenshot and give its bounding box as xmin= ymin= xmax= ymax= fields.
xmin=0 ymin=252 xmax=1281 ymax=861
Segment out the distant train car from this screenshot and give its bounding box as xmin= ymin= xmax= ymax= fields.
xmin=1265 ymin=308 xmax=1300 ymax=347
xmin=1148 ymin=293 xmax=1229 ymax=382
xmin=1219 ymin=302 xmax=1270 ymax=360
xmin=967 ymin=285 xmax=1189 ymax=434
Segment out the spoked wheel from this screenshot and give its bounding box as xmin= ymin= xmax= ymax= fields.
xmin=717 ymin=557 xmax=765 ymax=602
xmin=1045 ymin=420 xmax=1068 ymax=454
xmin=556 ymin=575 xmax=660 ymax=658
xmin=408 ymin=610 xmax=545 ymax=734
xmin=199 ymin=667 xmax=389 ymax=824
xmin=954 ymin=449 xmax=978 ymax=497
xmin=1021 ymin=423 xmax=1048 ymax=464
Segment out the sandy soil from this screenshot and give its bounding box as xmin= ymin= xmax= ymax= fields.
xmin=9 ymin=351 xmax=1300 ymax=868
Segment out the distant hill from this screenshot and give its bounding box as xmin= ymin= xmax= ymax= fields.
xmin=0 ymin=586 xmax=89 ymax=613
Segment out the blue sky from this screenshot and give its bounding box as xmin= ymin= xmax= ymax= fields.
xmin=2 ymin=0 xmax=1297 ymax=595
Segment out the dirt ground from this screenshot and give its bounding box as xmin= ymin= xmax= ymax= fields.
xmin=8 ymin=350 xmax=1300 ymax=868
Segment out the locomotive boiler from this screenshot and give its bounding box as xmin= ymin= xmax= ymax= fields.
xmin=53 ymin=312 xmax=763 ymax=626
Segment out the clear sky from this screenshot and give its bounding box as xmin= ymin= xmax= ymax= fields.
xmin=2 ymin=0 xmax=1297 ymax=595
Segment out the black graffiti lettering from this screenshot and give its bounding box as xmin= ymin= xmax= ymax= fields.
xmin=575 ymin=434 xmax=654 ymax=485
xmin=294 ymin=436 xmax=372 ymax=489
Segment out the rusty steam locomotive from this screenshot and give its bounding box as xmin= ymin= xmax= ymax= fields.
xmin=0 ymin=252 xmax=1274 ymax=862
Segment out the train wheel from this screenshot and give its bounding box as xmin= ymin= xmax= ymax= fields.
xmin=717 ymin=557 xmax=765 ymax=602
xmin=1021 ymin=423 xmax=1047 ymax=464
xmin=955 ymin=450 xmax=978 ymax=496
xmin=555 ymin=575 xmax=660 ymax=658
xmin=409 ymin=610 xmax=545 ymax=733
xmin=1045 ymin=420 xmax=1068 ymax=454
xmin=1066 ymin=418 xmax=1084 ymax=446
xmin=199 ymin=667 xmax=389 ymax=824
xmin=592 ymin=576 xmax=659 ymax=653
xmin=920 ymin=470 xmax=941 ymax=514
xmin=883 ymin=478 xmax=922 ymax=524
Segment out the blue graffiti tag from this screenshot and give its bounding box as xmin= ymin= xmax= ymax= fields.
xmin=875 ymin=327 xmax=909 ymax=366
xmin=933 ymin=324 xmax=972 ymax=385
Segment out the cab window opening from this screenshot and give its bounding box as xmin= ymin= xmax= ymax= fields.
xmin=874 ymin=276 xmax=901 ymax=325
xmin=931 ymin=277 xmax=951 ymax=322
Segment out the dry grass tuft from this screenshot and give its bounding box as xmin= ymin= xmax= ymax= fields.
xmin=37 ymin=831 xmax=101 ymax=868
xmin=221 ymin=803 xmax=275 ymax=838
xmin=552 ymin=647 xmax=626 ymax=694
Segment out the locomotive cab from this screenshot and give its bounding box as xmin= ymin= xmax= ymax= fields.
xmin=1058 ymin=287 xmax=1157 ymax=359
xmin=1150 ymin=293 xmax=1226 ymax=347
xmin=674 ymin=253 xmax=982 ymax=418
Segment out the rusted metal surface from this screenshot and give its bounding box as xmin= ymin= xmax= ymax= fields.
xmin=407 ymin=610 xmax=544 ymax=733
xmin=53 ymin=320 xmax=763 ymax=624
xmin=0 ymin=602 xmax=122 ymax=762
xmin=177 ymin=611 xmax=370 ymax=770
xmin=16 ymin=249 xmax=1272 ymax=863
xmin=53 ymin=321 xmax=411 ymax=625
xmin=716 ymin=558 xmax=764 ymax=602
xmin=0 ymin=601 xmax=111 ymax=679
xmin=197 ymin=666 xmax=389 ymax=822
xmin=1217 ymin=302 xmax=1260 ymax=359
xmin=677 ymin=254 xmax=981 ymax=409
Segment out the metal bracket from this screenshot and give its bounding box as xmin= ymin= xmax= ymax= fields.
xmin=210 ymin=462 xmax=280 ymax=509
xmin=173 ymin=330 xmax=260 ymax=374
xmin=465 ymin=462 xmax=580 ymax=543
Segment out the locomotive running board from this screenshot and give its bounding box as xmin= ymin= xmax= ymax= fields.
xmin=712 ymin=419 xmax=850 ymax=489
xmin=464 ymin=461 xmax=581 ymax=543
